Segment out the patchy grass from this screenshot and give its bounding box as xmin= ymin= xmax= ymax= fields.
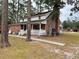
xmin=38 ymin=32 xmax=79 ymax=45
xmin=0 ymin=36 xmax=54 ymax=59
xmin=35 ymin=32 xmax=79 ymax=59
xmin=0 ymin=32 xmax=79 ymax=59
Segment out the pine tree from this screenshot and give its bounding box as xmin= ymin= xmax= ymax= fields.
xmin=0 ymin=0 xmax=10 ymax=48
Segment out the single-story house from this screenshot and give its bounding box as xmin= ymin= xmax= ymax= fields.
xmin=9 ymin=11 xmax=61 ymax=36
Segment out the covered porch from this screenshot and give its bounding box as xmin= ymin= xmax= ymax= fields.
xmin=19 ymin=23 xmax=46 ymax=35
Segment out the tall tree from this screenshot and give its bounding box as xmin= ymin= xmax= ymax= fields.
xmin=42 ymin=0 xmax=65 ymax=35
xmin=16 ymin=0 xmax=20 ymax=23
xmin=26 ymin=0 xmax=32 ymax=41
xmin=8 ymin=0 xmax=17 ymax=23
xmin=34 ymin=0 xmax=44 ymax=13
xmin=18 ymin=0 xmax=26 ymax=22
xmin=0 ymin=0 xmax=10 ymax=48
xmin=52 ymin=0 xmax=61 ymax=32
xmin=0 ymin=1 xmax=2 ymax=16
xmin=9 ymin=0 xmax=26 ymax=23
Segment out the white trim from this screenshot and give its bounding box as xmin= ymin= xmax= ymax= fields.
xmin=18 ymin=29 xmax=46 ymax=36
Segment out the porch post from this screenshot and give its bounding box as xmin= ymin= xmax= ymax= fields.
xmin=31 ymin=24 xmax=33 ymax=35
xmin=39 ymin=23 xmax=41 ymax=36
xmin=32 ymin=24 xmax=33 ymax=30
xmin=38 ymin=15 xmax=41 ymax=36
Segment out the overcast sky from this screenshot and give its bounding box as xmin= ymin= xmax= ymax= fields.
xmin=60 ymin=3 xmax=74 ymax=22
xmin=60 ymin=3 xmax=79 ymax=22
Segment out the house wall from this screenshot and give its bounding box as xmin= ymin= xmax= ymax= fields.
xmin=9 ymin=24 xmax=21 ymax=34
xmin=9 ymin=19 xmax=60 ymax=35
xmin=9 ymin=23 xmax=46 ymax=35
xmin=45 ymin=15 xmax=60 ymax=35
xmin=56 ymin=19 xmax=61 ymax=32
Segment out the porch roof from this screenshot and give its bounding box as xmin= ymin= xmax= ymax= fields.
xmin=20 ymin=11 xmax=51 ymax=23
xmin=19 ymin=19 xmax=46 ymax=24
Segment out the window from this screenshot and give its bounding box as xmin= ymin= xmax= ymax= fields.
xmin=21 ymin=25 xmax=23 ymax=29
xmin=41 ymin=24 xmax=45 ymax=30
xmin=24 ymin=25 xmax=27 ymax=30
xmin=33 ymin=24 xmax=39 ymax=30
xmin=21 ymin=24 xmax=27 ymax=30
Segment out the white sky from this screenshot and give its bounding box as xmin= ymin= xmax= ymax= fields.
xmin=60 ymin=3 xmax=74 ymax=22
xmin=60 ymin=3 xmax=79 ymax=22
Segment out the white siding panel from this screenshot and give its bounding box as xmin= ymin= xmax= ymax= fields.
xmin=41 ymin=21 xmax=47 ymax=24
xmin=31 ymin=17 xmax=39 ymax=21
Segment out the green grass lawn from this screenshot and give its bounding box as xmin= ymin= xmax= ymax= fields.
xmin=0 ymin=36 xmax=54 ymax=59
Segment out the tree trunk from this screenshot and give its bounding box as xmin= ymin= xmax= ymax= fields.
xmin=48 ymin=4 xmax=60 ymax=36
xmin=16 ymin=0 xmax=19 ymax=23
xmin=26 ymin=0 xmax=32 ymax=41
xmin=0 ymin=0 xmax=10 ymax=48
xmin=12 ymin=0 xmax=16 ymax=23
xmin=55 ymin=17 xmax=59 ymax=32
xmin=53 ymin=4 xmax=60 ymax=33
